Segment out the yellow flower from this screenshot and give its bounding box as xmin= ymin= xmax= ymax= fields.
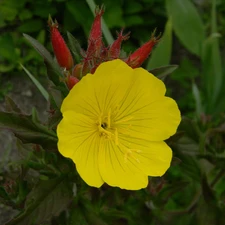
xmin=57 ymin=59 xmax=181 ymax=190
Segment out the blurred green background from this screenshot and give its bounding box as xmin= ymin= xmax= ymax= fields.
xmin=0 ymin=0 xmax=225 ymax=225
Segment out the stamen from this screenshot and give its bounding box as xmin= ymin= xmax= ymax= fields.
xmin=114 ymin=128 xmax=119 ymax=145
xmin=115 ymin=116 xmax=133 ymax=124
xmin=124 ymin=148 xmax=141 ymax=163
xmin=108 ymin=109 xmax=111 ymax=128
xmin=97 ymin=110 xmax=120 ymax=145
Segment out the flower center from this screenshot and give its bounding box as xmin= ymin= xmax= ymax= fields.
xmin=97 ymin=110 xmax=141 ymax=163
xmin=97 ymin=110 xmax=119 ymax=145
xmin=101 ymin=122 xmax=107 ymax=129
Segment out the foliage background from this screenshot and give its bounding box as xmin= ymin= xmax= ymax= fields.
xmin=0 ymin=0 xmax=225 ymax=224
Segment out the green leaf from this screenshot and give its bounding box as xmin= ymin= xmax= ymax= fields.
xmin=201 ymin=0 xmax=223 ymax=112
xmin=171 ymin=57 xmax=198 ymax=85
xmin=23 ymin=33 xmax=54 ymax=67
xmin=173 ymin=135 xmax=199 ymax=156
xmin=44 ymin=61 xmax=69 ymax=98
xmin=6 ymin=176 xmax=73 ymax=225
xmin=48 ymin=108 xmax=62 ymax=131
xmin=192 ymin=82 xmax=203 ymax=118
xmin=36 ymin=30 xmax=46 ymax=45
xmin=178 ymin=152 xmax=202 ymax=181
xmin=147 ymin=18 xmax=172 ymax=70
xmin=0 ymin=111 xmax=57 ymax=147
xmin=166 ymin=0 xmax=205 ymax=56
xmin=20 ymin=64 xmax=49 ymax=101
xmin=198 ymin=154 xmax=225 ymax=169
xmin=179 ymin=117 xmax=201 ymax=143
xmin=48 ymin=85 xmax=63 ymax=110
xmin=4 ymin=96 xmax=21 ymax=113
xmin=0 ymin=136 xmax=13 ymax=170
xmin=149 ymin=65 xmax=178 ymax=81
xmin=67 ymin=31 xmax=82 ymax=63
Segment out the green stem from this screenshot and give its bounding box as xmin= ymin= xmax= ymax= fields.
xmin=211 ymin=169 xmax=225 ymax=188
xmin=86 ymin=0 xmax=114 ymax=45
xmin=211 ymin=0 xmax=222 ymax=105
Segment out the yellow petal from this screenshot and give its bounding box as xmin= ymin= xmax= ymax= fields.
xmin=62 ymin=59 xmax=133 ymax=116
xmin=74 ymin=133 xmax=104 ymax=188
xmin=119 ymin=136 xmax=172 ymax=176
xmin=61 ymin=75 xmax=100 ymax=119
xmin=98 ymin=139 xmax=148 ymax=190
xmin=116 ymin=97 xmax=181 ymax=141
xmin=57 ymin=111 xmax=104 ymax=187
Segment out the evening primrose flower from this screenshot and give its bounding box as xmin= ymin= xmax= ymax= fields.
xmin=57 ymin=59 xmax=181 ymax=190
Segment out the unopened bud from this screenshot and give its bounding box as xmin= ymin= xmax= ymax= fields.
xmin=125 ymin=31 xmax=160 ymax=68
xmin=67 ymin=76 xmax=79 ymax=90
xmin=109 ymin=29 xmax=130 ymax=59
xmin=48 ymin=16 xmax=74 ymax=70
xmin=86 ymin=6 xmax=104 ymax=58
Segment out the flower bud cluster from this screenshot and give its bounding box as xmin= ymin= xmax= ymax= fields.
xmin=49 ymin=7 xmax=159 ymax=90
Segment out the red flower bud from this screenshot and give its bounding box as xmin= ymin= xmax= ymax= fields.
xmin=48 ymin=17 xmax=74 ymax=70
xmin=125 ymin=32 xmax=159 ymax=68
xmin=86 ymin=6 xmax=104 ymax=58
xmin=109 ymin=29 xmax=130 ymax=59
xmin=72 ymin=63 xmax=83 ymax=78
xmin=67 ymin=76 xmax=79 ymax=90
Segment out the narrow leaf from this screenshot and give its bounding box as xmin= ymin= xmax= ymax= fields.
xmin=20 ymin=64 xmax=49 ymax=101
xmin=179 ymin=117 xmax=201 ymax=143
xmin=48 ymin=85 xmax=63 ymax=109
xmin=5 ymin=96 xmax=21 ymax=113
xmin=201 ymin=0 xmax=222 ymax=111
xmin=44 ymin=61 xmax=69 ymax=98
xmin=166 ymin=0 xmax=205 ymax=56
xmin=23 ymin=33 xmax=53 ymax=65
xmin=177 ymin=152 xmax=202 ymax=181
xmin=67 ymin=31 xmax=82 ymax=62
xmin=147 ymin=18 xmax=172 ymax=70
xmin=149 ymin=65 xmax=178 ymax=81
xmin=23 ymin=33 xmax=67 ymax=95
xmin=192 ymin=82 xmax=203 ymax=118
